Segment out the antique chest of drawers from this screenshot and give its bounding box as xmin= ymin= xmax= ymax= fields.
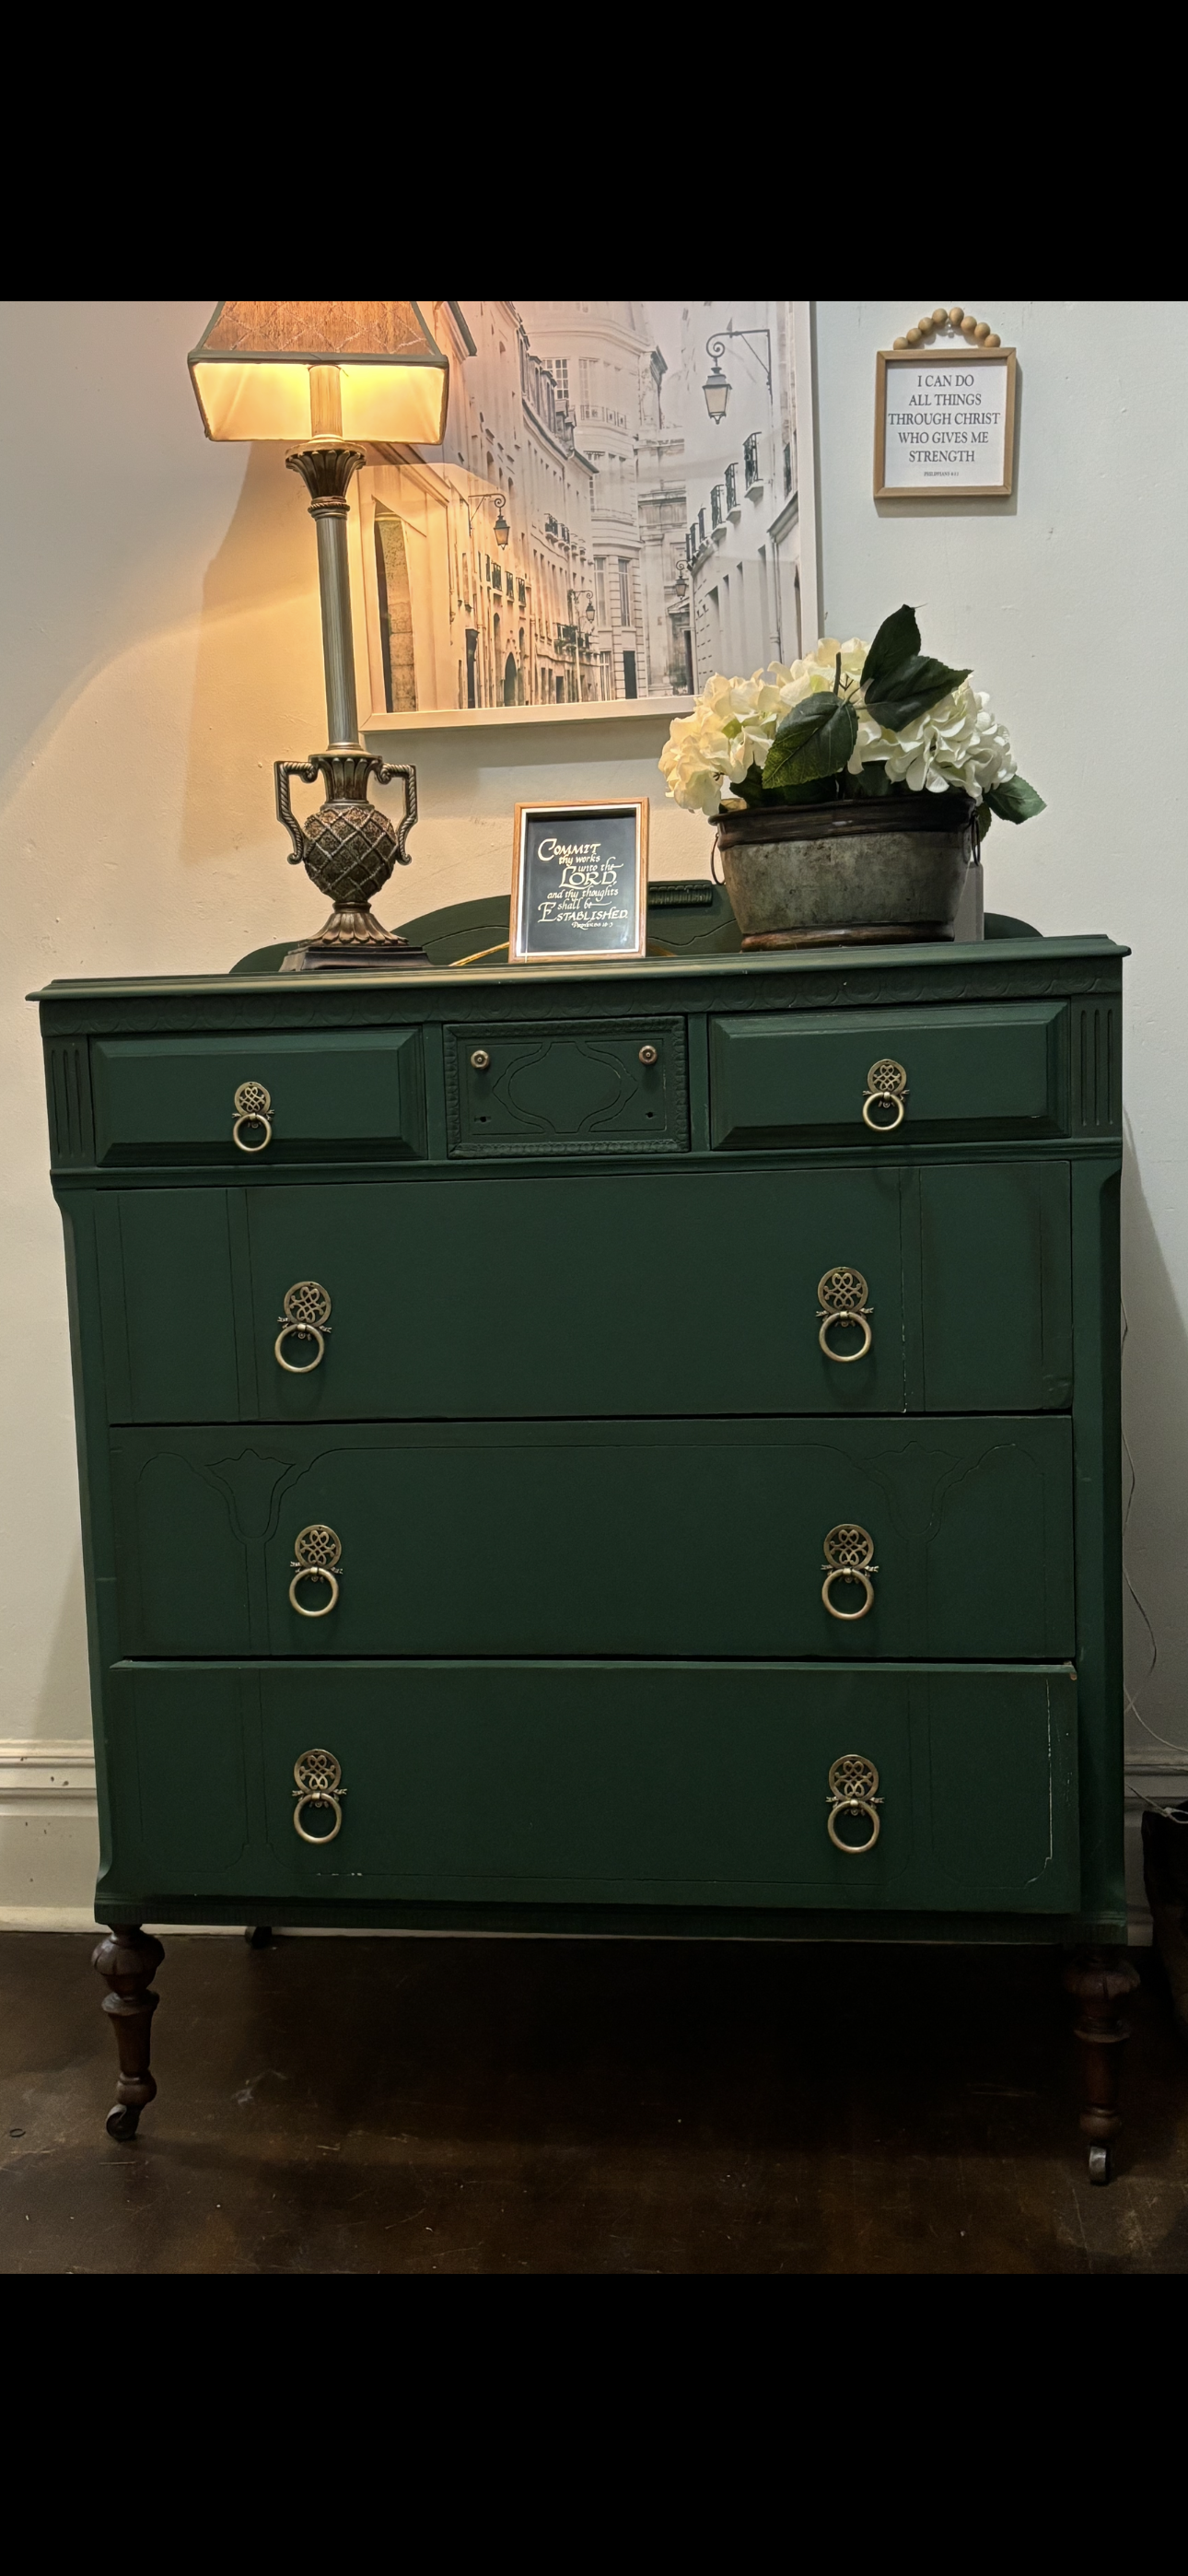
xmin=35 ymin=902 xmax=1136 ymax=2174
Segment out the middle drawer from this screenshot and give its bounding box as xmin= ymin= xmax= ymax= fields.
xmin=109 ymin=1414 xmax=1074 ymax=1659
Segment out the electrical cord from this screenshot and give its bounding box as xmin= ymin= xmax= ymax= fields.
xmin=1121 ymin=1297 xmax=1188 ymax=1818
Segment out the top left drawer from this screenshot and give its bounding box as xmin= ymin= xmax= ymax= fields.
xmin=89 ymin=1031 xmax=425 ymax=1167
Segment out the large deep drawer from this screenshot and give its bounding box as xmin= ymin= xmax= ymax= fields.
xmin=108 ymin=1415 xmax=1075 ymax=1659
xmin=90 ymin=1031 xmax=425 ymax=1165
xmin=101 ymin=1659 xmax=1080 ymax=1913
xmin=710 ymin=1003 xmax=1068 ymax=1147
xmin=94 ymin=1160 xmax=1073 ymax=1423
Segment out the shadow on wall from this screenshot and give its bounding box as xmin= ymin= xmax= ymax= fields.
xmin=177 ymin=446 xmax=327 ymax=873
xmin=33 ymin=1554 xmax=91 ymax=1744
xmin=1121 ymin=1132 xmax=1188 ymax=1754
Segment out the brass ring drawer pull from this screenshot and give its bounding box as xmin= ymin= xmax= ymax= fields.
xmin=288 ymin=1523 xmax=342 ymax=1617
xmin=826 ymin=1754 xmax=883 ymax=1854
xmin=862 ymin=1059 xmax=907 ymax=1132
xmin=233 ymin=1081 xmax=273 ymax=1153
xmin=274 ymin=1282 xmax=332 ymax=1373
xmin=292 ymin=1748 xmax=346 ymax=1844
xmin=821 ymin=1522 xmax=878 ymax=1621
xmin=817 ymin=1268 xmax=873 ymax=1363
xmin=471 ymin=1048 xmax=491 ymax=1071
xmin=638 ymin=1044 xmax=658 ymax=1066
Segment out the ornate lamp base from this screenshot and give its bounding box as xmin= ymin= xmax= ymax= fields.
xmin=275 ymin=749 xmax=427 ymax=970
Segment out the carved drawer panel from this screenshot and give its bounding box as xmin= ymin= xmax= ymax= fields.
xmin=102 ymin=1660 xmax=1079 ymax=1914
xmin=446 ymin=1019 xmax=687 ymax=1153
xmin=107 ymin=1414 xmax=1075 ymax=1661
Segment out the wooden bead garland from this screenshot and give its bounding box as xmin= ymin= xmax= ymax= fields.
xmin=893 ymin=306 xmax=1002 ymax=351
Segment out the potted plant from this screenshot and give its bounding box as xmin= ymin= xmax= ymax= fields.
xmin=659 ymin=605 xmax=1043 ymax=946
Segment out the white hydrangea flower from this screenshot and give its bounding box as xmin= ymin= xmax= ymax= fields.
xmin=882 ymin=684 xmax=1016 ymax=803
xmin=659 ymin=640 xmax=1017 ymax=814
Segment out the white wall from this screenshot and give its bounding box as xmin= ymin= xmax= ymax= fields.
xmin=0 ymin=301 xmax=707 ymax=1918
xmin=3 ymin=299 xmax=1185 ymax=1921
xmin=814 ymin=300 xmax=1188 ymax=1785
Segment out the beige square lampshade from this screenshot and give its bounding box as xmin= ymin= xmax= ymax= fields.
xmin=189 ymin=299 xmax=449 ymax=444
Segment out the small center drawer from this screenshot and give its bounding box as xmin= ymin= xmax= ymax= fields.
xmin=90 ymin=1030 xmax=425 ymax=1165
xmin=447 ymin=1019 xmax=687 ymax=1153
xmin=710 ymin=1003 xmax=1067 ymax=1147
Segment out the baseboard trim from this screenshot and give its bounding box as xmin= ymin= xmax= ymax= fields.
xmin=0 ymin=1739 xmax=97 ymax=1810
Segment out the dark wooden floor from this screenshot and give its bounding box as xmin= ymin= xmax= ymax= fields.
xmin=2 ymin=1933 xmax=1185 ymax=2273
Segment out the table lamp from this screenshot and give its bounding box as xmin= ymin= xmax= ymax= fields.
xmin=189 ymin=299 xmax=450 ymax=966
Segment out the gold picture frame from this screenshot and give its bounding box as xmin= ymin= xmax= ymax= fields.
xmin=875 ymin=345 xmax=1018 ymax=500
xmin=509 ymin=800 xmax=649 ymax=964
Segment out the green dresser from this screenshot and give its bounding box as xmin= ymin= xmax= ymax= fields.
xmin=35 ymin=898 xmax=1138 ymax=2175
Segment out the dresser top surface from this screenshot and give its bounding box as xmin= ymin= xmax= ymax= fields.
xmin=30 ymin=932 xmax=1126 ymax=1016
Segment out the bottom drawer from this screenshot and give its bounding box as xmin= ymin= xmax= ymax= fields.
xmin=101 ymin=1661 xmax=1079 ymax=1914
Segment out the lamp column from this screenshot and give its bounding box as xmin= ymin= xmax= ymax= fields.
xmin=287 ymin=444 xmax=367 ymax=753
xmin=273 ymin=443 xmax=426 ymax=966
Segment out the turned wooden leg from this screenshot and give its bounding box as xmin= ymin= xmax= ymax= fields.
xmin=92 ymin=1926 xmax=164 ymax=2142
xmin=1064 ymin=1948 xmax=1139 ymax=2185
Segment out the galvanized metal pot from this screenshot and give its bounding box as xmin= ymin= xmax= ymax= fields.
xmin=716 ymin=794 xmax=976 ymax=947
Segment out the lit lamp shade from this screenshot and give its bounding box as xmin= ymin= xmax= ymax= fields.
xmin=188 ymin=299 xmax=449 ymax=445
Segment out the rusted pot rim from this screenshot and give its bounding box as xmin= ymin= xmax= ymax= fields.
xmin=716 ymin=793 xmax=975 ymax=846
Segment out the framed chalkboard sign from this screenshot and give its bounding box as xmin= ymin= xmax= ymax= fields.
xmin=509 ymin=801 xmax=648 ymax=964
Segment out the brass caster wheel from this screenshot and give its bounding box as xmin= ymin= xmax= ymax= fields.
xmin=1088 ymin=2143 xmax=1112 ymax=2185
xmin=106 ymin=2102 xmax=141 ymax=2143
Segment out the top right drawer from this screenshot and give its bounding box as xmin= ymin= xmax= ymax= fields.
xmin=710 ymin=1003 xmax=1068 ymax=1149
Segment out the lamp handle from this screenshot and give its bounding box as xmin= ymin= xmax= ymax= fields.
xmin=274 ymin=758 xmax=322 ymax=867
xmin=372 ymin=761 xmax=418 ymax=866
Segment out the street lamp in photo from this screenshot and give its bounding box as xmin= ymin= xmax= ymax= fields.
xmin=703 ymin=323 xmax=774 ymax=424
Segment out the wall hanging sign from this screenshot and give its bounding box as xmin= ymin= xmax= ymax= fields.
xmin=509 ymin=800 xmax=649 ymax=962
xmin=875 ymin=308 xmax=1017 ymax=500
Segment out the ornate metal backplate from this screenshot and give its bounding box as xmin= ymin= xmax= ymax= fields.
xmin=281 ymin=1281 xmax=332 ymax=1329
xmin=822 ymin=1523 xmax=877 ymax=1572
xmin=828 ymin=1753 xmax=880 ymax=1805
xmin=233 ymin=1081 xmax=272 ymax=1118
xmin=292 ymin=1523 xmax=342 ymax=1570
xmin=866 ymin=1060 xmax=907 ymax=1099
xmin=818 ymin=1266 xmax=870 ymax=1317
xmin=294 ymin=1748 xmax=342 ymax=1797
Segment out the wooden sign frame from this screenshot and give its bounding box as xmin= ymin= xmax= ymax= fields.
xmin=875 ymin=345 xmax=1018 ymax=500
xmin=509 ymin=800 xmax=649 ymax=964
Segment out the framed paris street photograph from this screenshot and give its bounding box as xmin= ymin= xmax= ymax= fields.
xmin=357 ymin=300 xmax=817 ymax=728
xmin=509 ymin=800 xmax=648 ymax=962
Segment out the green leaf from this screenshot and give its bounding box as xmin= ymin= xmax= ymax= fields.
xmin=974 ymin=802 xmax=993 ymax=843
xmin=849 ymin=759 xmax=893 ymax=799
xmin=763 ymin=692 xmax=858 ymax=790
xmin=770 ymin=773 xmax=844 ymax=805
xmin=733 ymin=762 xmax=767 ymax=807
xmin=864 ymin=654 xmax=971 ymax=730
xmin=984 ymin=775 xmax=1045 ymax=824
xmin=860 ymin=604 xmax=921 ymax=699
